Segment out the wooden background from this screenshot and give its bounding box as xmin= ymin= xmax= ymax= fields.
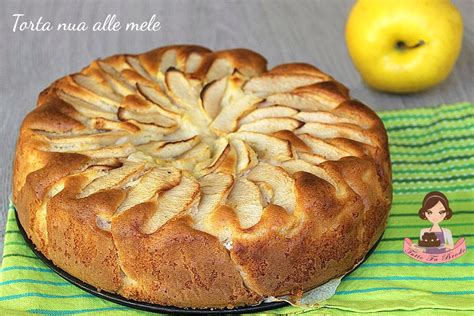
xmin=0 ymin=0 xmax=472 ymax=258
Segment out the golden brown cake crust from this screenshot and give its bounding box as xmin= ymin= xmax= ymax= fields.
xmin=13 ymin=45 xmax=392 ymax=309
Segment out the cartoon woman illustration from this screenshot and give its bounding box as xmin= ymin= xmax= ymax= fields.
xmin=412 ymin=191 xmax=454 ymax=254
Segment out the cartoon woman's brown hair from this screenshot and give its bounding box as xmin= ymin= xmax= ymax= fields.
xmin=418 ymin=191 xmax=452 ymax=220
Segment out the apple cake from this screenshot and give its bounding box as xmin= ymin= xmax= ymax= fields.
xmin=13 ymin=45 xmax=392 ymax=309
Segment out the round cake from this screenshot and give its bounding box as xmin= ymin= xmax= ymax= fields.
xmin=13 ymin=45 xmax=392 ymax=309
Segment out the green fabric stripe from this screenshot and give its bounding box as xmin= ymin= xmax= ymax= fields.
xmin=394 ymin=184 xmax=474 ymax=194
xmin=2 ymin=254 xmax=39 ymax=260
xmin=386 ymin=113 xmax=474 ymax=132
xmin=0 ymin=279 xmax=70 ymax=287
xmin=390 ymin=210 xmax=474 ymax=218
xmin=0 ymin=293 xmax=93 ymax=301
xmin=392 ymin=163 xmax=474 ymax=175
xmin=390 ymin=134 xmax=473 ymax=148
xmin=392 ymin=197 xmax=474 ymax=205
xmin=1 ymin=102 xmax=473 ymax=315
xmin=386 ymin=223 xmax=474 ymax=229
xmin=393 ymin=174 xmax=473 ymax=184
xmin=392 ymin=155 xmax=474 ymax=166
xmin=343 ymin=276 xmax=474 ymax=281
xmin=394 ymin=170 xmax=474 ymax=182
xmin=388 ymin=124 xmax=474 ymax=140
xmin=379 ymin=102 xmax=472 ymax=118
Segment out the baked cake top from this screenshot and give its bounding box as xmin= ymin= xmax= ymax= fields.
xmin=13 ymin=45 xmax=391 ymax=308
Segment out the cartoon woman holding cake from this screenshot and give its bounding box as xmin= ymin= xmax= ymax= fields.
xmin=404 ymin=191 xmax=466 ymax=262
xmin=412 ymin=191 xmax=454 ymax=253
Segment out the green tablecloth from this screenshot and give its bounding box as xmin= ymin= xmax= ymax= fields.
xmin=1 ymin=102 xmax=473 ymax=315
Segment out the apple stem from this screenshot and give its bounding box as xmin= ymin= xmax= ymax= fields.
xmin=396 ymin=40 xmax=425 ymax=51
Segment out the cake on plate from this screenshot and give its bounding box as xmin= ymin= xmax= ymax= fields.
xmin=418 ymin=232 xmax=441 ymax=247
xmin=13 ymin=45 xmax=392 ymax=309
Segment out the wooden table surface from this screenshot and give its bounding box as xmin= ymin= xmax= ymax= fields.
xmin=0 ymin=0 xmax=472 ymax=258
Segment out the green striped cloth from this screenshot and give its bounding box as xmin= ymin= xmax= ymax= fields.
xmin=1 ymin=102 xmax=473 ymax=315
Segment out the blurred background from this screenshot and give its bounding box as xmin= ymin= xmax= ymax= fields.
xmin=0 ymin=0 xmax=472 ymax=256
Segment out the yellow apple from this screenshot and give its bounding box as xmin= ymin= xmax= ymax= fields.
xmin=345 ymin=0 xmax=463 ymax=93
